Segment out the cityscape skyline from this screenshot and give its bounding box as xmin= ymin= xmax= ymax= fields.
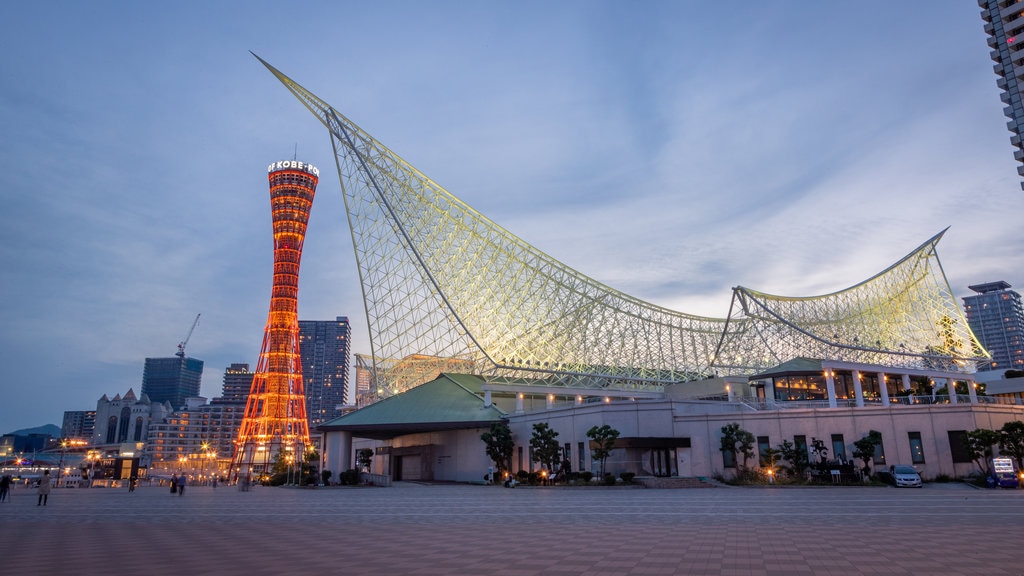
xmin=2 ymin=2 xmax=1022 ymax=432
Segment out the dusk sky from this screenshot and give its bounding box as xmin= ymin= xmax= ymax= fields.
xmin=2 ymin=2 xmax=1021 ymax=432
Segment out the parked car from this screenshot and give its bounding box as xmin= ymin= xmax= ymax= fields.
xmin=886 ymin=465 xmax=922 ymax=488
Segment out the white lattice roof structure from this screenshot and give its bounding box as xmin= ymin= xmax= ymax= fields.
xmin=254 ymin=55 xmax=987 ymax=400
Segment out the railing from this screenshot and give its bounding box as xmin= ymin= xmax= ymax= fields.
xmin=725 ymin=394 xmax=1018 ymax=410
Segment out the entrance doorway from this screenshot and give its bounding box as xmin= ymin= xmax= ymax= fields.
xmin=649 ymin=448 xmax=677 ymax=477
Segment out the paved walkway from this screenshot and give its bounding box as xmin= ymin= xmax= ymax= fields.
xmin=2 ymin=482 xmax=1022 ymax=575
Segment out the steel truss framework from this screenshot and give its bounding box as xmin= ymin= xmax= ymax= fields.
xmin=254 ymin=55 xmax=987 ymax=400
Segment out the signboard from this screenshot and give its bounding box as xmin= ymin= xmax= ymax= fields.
xmin=993 ymin=457 xmax=1014 ymax=474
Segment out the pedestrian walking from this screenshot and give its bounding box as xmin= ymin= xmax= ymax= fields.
xmin=37 ymin=470 xmax=51 ymax=506
xmin=0 ymin=474 xmax=10 ymax=502
xmin=178 ymin=475 xmax=186 ymax=496
xmin=170 ymin=474 xmax=178 ymax=494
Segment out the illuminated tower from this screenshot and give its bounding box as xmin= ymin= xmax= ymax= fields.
xmin=231 ymin=159 xmax=319 ymax=477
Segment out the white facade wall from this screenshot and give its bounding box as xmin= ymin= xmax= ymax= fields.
xmin=507 ymin=400 xmax=1024 ymax=481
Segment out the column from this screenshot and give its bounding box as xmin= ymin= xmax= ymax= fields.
xmin=968 ymin=380 xmax=978 ymax=404
xmin=825 ymin=369 xmax=838 ymax=408
xmin=575 ymin=395 xmax=583 ymax=406
xmin=902 ymin=374 xmax=913 ymax=404
xmin=324 ymin=430 xmax=352 ymax=482
xmin=852 ymin=370 xmax=865 ymax=408
xmin=516 ymin=393 xmax=524 ymax=413
xmin=946 ymin=378 xmax=957 ymax=404
xmin=484 ymin=390 xmax=492 ymax=408
xmin=726 ymin=383 xmax=734 ymax=402
xmin=546 ymin=394 xmax=554 ymax=410
xmin=877 ymin=372 xmax=890 ymax=407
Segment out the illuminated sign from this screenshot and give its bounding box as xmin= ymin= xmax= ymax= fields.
xmin=268 ymin=160 xmax=319 ymax=177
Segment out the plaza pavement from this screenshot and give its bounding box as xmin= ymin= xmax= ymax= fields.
xmin=1 ymin=481 xmax=1022 ymax=575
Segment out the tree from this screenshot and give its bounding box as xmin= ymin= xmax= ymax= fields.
xmin=529 ymin=422 xmax=561 ymax=474
xmin=965 ymin=428 xmax=1001 ymax=477
xmin=586 ymin=424 xmax=620 ymax=478
xmin=761 ymin=447 xmax=781 ymax=479
xmin=777 ymin=439 xmax=810 ymax=480
xmin=720 ymin=423 xmax=755 ymax=471
xmin=480 ymin=422 xmax=515 ymax=477
xmin=852 ymin=430 xmax=882 ymax=477
xmin=356 ymin=448 xmax=374 ymax=472
xmin=999 ymin=420 xmax=1024 ymax=473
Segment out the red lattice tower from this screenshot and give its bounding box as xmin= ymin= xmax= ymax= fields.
xmin=231 ymin=160 xmax=319 ymax=479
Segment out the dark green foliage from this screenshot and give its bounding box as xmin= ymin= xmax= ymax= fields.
xmin=777 ymin=439 xmax=809 ymax=479
xmin=999 ymin=420 xmax=1024 ymax=472
xmin=338 ymin=468 xmax=361 ymax=485
xmin=529 ymin=422 xmax=561 ymax=472
xmin=586 ymin=424 xmax=621 ymax=478
xmin=720 ymin=423 xmax=755 ymax=471
xmin=356 ymin=448 xmax=373 ymax=471
xmin=580 ymin=471 xmax=594 ymax=482
xmin=321 ymin=470 xmax=333 ymax=485
xmin=602 ymin=473 xmax=617 ymax=486
xmin=852 ymin=430 xmax=882 ymax=476
xmin=619 ymin=472 xmax=635 ymax=483
xmin=481 ymin=422 xmax=515 ymax=475
xmin=965 ymin=428 xmax=1001 ymax=476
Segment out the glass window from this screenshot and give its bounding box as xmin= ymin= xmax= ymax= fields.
xmin=757 ymin=436 xmax=771 ymax=466
xmin=908 ymin=432 xmax=925 ymax=464
xmin=831 ymin=434 xmax=847 ymax=463
xmin=872 ymin=439 xmax=886 ymax=466
xmin=723 ymin=447 xmax=736 ymax=469
xmin=794 ymin=435 xmax=808 ymax=464
xmin=948 ymin=431 xmax=972 ymax=464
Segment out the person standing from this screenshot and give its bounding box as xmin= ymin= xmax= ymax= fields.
xmin=170 ymin=474 xmax=178 ymax=494
xmin=177 ymin=475 xmax=186 ymax=496
xmin=0 ymin=474 xmax=10 ymax=502
xmin=37 ymin=470 xmax=51 ymax=506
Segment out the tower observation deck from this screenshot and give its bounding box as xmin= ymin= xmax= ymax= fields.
xmin=231 ymin=160 xmax=319 ymax=477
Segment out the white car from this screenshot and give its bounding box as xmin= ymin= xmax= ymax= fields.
xmin=891 ymin=465 xmax=922 ymax=488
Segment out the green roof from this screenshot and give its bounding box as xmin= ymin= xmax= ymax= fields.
xmin=749 ymin=357 xmax=824 ymax=379
xmin=316 ymin=373 xmax=506 ymax=439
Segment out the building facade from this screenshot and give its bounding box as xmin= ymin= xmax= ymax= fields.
xmin=141 ymin=356 xmax=204 ymax=410
xmin=299 ymin=316 xmax=351 ymax=427
xmin=218 ymin=363 xmax=254 ymax=405
xmin=980 ymin=0 xmax=1024 ymax=189
xmin=61 ymin=410 xmax=96 ymax=441
xmin=963 ymin=281 xmax=1024 ymax=372
xmin=146 ymin=396 xmax=245 ymax=480
xmin=92 ymin=389 xmax=173 ymax=462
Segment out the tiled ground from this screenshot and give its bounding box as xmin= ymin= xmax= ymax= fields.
xmin=1 ymin=481 xmax=1022 ymax=575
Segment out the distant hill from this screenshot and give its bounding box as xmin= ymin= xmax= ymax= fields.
xmin=6 ymin=424 xmax=61 ymax=437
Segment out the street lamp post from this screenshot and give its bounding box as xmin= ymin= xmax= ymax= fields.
xmin=200 ymin=442 xmax=209 ymax=485
xmin=57 ymin=439 xmax=68 ymax=487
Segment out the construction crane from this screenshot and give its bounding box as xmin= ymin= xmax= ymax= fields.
xmin=176 ymin=313 xmax=201 ymax=358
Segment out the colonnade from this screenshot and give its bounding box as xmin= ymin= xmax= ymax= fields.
xmin=821 ymin=362 xmax=978 ymax=408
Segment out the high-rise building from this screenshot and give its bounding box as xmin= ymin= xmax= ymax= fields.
xmin=141 ymin=357 xmax=204 ymax=410
xmin=217 ymin=363 xmax=254 ymax=405
xmin=980 ymin=1 xmax=1024 ymax=189
xmin=963 ymin=281 xmax=1024 ymax=372
xmin=61 ymin=410 xmax=96 ymax=441
xmin=232 ymin=160 xmax=319 ymax=474
xmin=299 ymin=316 xmax=351 ymax=427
